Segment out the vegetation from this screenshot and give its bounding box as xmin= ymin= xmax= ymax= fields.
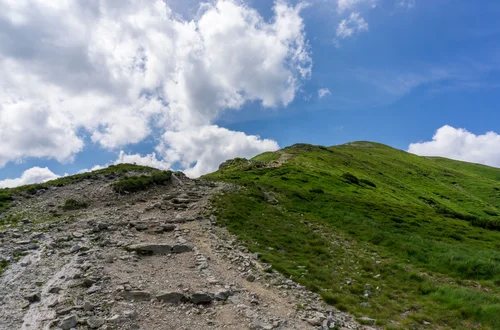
xmin=113 ymin=170 xmax=172 ymax=193
xmin=0 ymin=259 xmax=9 ymax=275
xmin=0 ymin=164 xmax=157 ymax=213
xmin=62 ymin=198 xmax=89 ymax=211
xmin=203 ymin=141 xmax=500 ymax=329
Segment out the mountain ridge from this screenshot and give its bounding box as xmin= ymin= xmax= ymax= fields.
xmin=1 ymin=141 xmax=500 ymax=329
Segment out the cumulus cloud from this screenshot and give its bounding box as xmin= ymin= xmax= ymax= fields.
xmin=318 ymin=88 xmax=331 ymax=98
xmin=115 ymin=151 xmax=171 ymax=170
xmin=0 ymin=167 xmax=60 ymax=188
xmin=157 ymin=125 xmax=279 ymax=177
xmin=0 ymin=0 xmax=310 ymax=171
xmin=408 ymin=125 xmax=500 ymax=167
xmin=336 ymin=12 xmax=369 ymax=39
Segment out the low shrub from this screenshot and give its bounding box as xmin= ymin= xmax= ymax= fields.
xmin=309 ymin=188 xmax=324 ymax=194
xmin=62 ymin=198 xmax=89 ymax=211
xmin=113 ymin=171 xmax=172 ymax=193
xmin=341 ymin=172 xmax=359 ymax=185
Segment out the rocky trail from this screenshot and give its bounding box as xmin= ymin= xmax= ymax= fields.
xmin=0 ymin=173 xmax=376 ymax=330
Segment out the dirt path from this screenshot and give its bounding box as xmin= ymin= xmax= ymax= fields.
xmin=0 ymin=175 xmax=375 ymax=330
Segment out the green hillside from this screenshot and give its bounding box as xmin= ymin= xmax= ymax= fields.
xmin=203 ymin=142 xmax=500 ymax=329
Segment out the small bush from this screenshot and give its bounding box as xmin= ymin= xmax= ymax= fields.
xmin=113 ymin=171 xmax=172 ymax=193
xmin=359 ymin=179 xmax=376 ymax=187
xmin=341 ymin=172 xmax=359 ymax=185
xmin=63 ymin=198 xmax=89 ymax=211
xmin=309 ymin=188 xmax=324 ymax=194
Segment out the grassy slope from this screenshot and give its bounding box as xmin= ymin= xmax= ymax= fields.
xmin=203 ymin=142 xmax=500 ymax=329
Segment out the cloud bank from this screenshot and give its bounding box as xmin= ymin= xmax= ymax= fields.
xmin=0 ymin=167 xmax=60 ymax=188
xmin=0 ymin=0 xmax=312 ymax=175
xmin=408 ymin=125 xmax=500 ymax=167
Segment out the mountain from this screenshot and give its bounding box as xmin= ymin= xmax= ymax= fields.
xmin=1 ymin=142 xmax=500 ymax=329
xmin=203 ymin=141 xmax=500 ymax=329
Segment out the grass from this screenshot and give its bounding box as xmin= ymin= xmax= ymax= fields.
xmin=0 ymin=164 xmax=158 ymax=213
xmin=0 ymin=259 xmax=9 ymax=275
xmin=113 ymin=170 xmax=172 ymax=193
xmin=203 ymin=141 xmax=500 ymax=329
xmin=62 ymin=198 xmax=89 ymax=211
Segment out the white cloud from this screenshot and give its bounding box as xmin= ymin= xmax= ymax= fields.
xmin=337 ymin=0 xmax=377 ymax=13
xmin=157 ymin=125 xmax=279 ymax=177
xmin=115 ymin=151 xmax=171 ymax=170
xmin=0 ymin=0 xmax=310 ymax=173
xmin=336 ymin=12 xmax=369 ymax=39
xmin=318 ymin=88 xmax=331 ymax=98
xmin=408 ymin=125 xmax=500 ymax=167
xmin=0 ymin=167 xmax=60 ymax=188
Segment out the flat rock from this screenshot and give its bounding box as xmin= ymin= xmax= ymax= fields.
xmin=156 ymin=291 xmax=187 ymax=304
xmin=127 ymin=243 xmax=172 ymax=255
xmin=189 ymin=291 xmax=212 ymax=304
xmin=172 ymin=244 xmax=192 ymax=253
xmin=60 ymin=314 xmax=78 ymax=330
xmin=121 ymin=290 xmax=152 ymax=301
xmin=87 ymin=317 xmax=105 ymax=329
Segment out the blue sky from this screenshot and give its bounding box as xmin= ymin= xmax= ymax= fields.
xmin=1 ymin=0 xmax=500 ymax=187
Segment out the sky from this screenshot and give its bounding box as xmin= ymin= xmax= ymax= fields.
xmin=1 ymin=0 xmax=500 ymax=187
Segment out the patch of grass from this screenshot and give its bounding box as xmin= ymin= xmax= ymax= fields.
xmin=203 ymin=141 xmax=500 ymax=329
xmin=359 ymin=178 xmax=376 ymax=188
xmin=113 ymin=171 xmax=172 ymax=193
xmin=341 ymin=172 xmax=359 ymax=185
xmin=0 ymin=259 xmax=9 ymax=275
xmin=62 ymin=198 xmax=89 ymax=211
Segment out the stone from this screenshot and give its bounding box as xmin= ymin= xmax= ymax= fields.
xmin=26 ymin=243 xmax=40 ymax=250
xmin=107 ymin=314 xmax=121 ymax=323
xmin=322 ymin=317 xmax=336 ymax=329
xmin=23 ymin=292 xmax=41 ymax=303
xmin=127 ymin=243 xmax=172 ymax=255
xmin=72 ymin=232 xmax=83 ymax=238
xmin=134 ymin=223 xmax=148 ymax=231
xmin=123 ymin=310 xmax=138 ymax=319
xmin=252 ymin=319 xmax=274 ymax=330
xmin=60 ymin=315 xmax=78 ymax=330
xmin=189 ymin=291 xmax=212 ymax=304
xmin=162 ymin=224 xmax=176 ymax=232
xmin=307 ymin=318 xmax=322 ymax=326
xmin=172 ymin=244 xmax=192 ymax=253
xmin=87 ymin=285 xmax=101 ymax=294
xmin=83 ymin=301 xmax=94 ymax=311
xmin=251 ymin=252 xmax=261 ymax=260
xmin=56 ymin=307 xmax=74 ymax=316
xmin=359 ymin=317 xmax=376 ymax=325
xmin=49 ymin=286 xmax=62 ymax=294
xmin=87 ymin=317 xmax=105 ymax=329
xmin=20 ymin=259 xmax=31 ymax=267
xmin=156 ymin=292 xmax=187 ymax=304
xmin=246 ymin=274 xmax=256 ymax=282
xmin=70 ymin=245 xmax=81 ymax=253
xmin=214 ymin=289 xmax=233 ymax=301
xmin=121 ymin=291 xmax=152 ymax=301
